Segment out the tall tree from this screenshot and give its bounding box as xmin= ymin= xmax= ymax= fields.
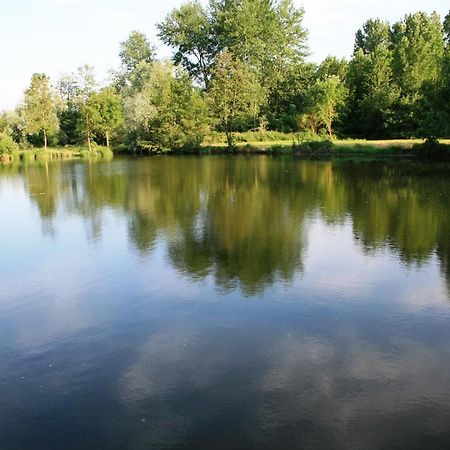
xmin=316 ymin=56 xmax=348 ymax=81
xmin=115 ymin=31 xmax=155 ymax=90
xmin=158 ymin=1 xmax=217 ymax=87
xmin=301 ymin=76 xmax=346 ymax=137
xmin=56 ymin=73 xmax=82 ymax=145
xmin=211 ymin=0 xmax=308 ymax=89
xmin=89 ymin=88 xmax=124 ymax=147
xmin=208 ymin=51 xmax=265 ymax=147
xmin=159 ymin=0 xmax=308 ymax=92
xmin=346 ymin=19 xmax=396 ymax=138
xmin=124 ymin=62 xmax=210 ymax=151
xmin=391 ymin=12 xmax=445 ymax=134
xmin=22 ymin=73 xmax=59 ymax=149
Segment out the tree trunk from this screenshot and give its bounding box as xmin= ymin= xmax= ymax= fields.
xmin=43 ymin=129 xmax=47 ymax=150
xmin=105 ymin=131 xmax=110 ymax=147
xmin=226 ymin=130 xmax=233 ymax=149
xmin=327 ymin=123 xmax=333 ymax=138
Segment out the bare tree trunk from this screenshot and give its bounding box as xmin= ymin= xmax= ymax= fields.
xmin=105 ymin=131 xmax=110 ymax=147
xmin=226 ymin=130 xmax=233 ymax=148
xmin=43 ymin=129 xmax=47 ymax=150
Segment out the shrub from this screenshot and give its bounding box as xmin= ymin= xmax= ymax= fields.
xmin=0 ymin=132 xmax=18 ymax=156
xmin=414 ymin=137 xmax=449 ymax=158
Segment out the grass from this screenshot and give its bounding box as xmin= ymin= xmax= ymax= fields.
xmin=3 ymin=135 xmax=450 ymax=162
xmin=3 ymin=146 xmax=115 ymax=163
xmin=200 ymin=136 xmax=450 ymax=156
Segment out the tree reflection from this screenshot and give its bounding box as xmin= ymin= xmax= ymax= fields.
xmin=2 ymin=157 xmax=449 ymax=293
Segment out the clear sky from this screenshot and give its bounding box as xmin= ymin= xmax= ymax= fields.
xmin=0 ymin=0 xmax=448 ymax=110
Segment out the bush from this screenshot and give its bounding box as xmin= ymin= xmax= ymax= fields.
xmin=414 ymin=137 xmax=449 ymax=158
xmin=295 ymin=139 xmax=334 ymax=154
xmin=0 ymin=132 xmax=18 ymax=156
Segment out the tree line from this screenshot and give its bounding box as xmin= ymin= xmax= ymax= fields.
xmin=1 ymin=0 xmax=449 ymax=153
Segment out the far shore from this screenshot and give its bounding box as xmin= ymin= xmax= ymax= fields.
xmin=2 ymin=138 xmax=450 ymax=163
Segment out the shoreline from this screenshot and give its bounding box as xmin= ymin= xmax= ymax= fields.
xmin=2 ymin=139 xmax=450 ymax=163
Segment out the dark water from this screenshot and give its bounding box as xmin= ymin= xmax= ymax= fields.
xmin=0 ymin=156 xmax=449 ymax=450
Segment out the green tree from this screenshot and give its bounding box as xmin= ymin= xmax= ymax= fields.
xmin=56 ymin=73 xmax=82 ymax=145
xmin=208 ymin=51 xmax=265 ymax=147
xmin=22 ymin=73 xmax=59 ymax=149
xmin=391 ymin=12 xmax=445 ymax=134
xmin=115 ymin=31 xmax=155 ymax=90
xmin=158 ymin=1 xmax=217 ymax=87
xmin=0 ymin=132 xmax=18 ymax=157
xmin=301 ymin=76 xmax=346 ymax=137
xmin=124 ymin=62 xmax=210 ymax=151
xmin=75 ymin=65 xmax=100 ymax=151
xmin=346 ymin=19 xmax=396 ymax=138
xmin=211 ymin=0 xmax=307 ymax=88
xmin=444 ymin=11 xmax=450 ymax=45
xmin=79 ymin=96 xmax=100 ymax=151
xmin=160 ymin=0 xmax=308 ymax=92
xmin=89 ymin=88 xmax=123 ymax=146
xmin=316 ymin=56 xmax=348 ymax=81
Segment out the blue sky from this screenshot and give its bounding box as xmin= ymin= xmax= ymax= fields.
xmin=0 ymin=0 xmax=448 ymax=110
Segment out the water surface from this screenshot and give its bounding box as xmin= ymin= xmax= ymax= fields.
xmin=0 ymin=156 xmax=449 ymax=449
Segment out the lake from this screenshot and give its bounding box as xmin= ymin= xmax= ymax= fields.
xmin=0 ymin=156 xmax=449 ymax=450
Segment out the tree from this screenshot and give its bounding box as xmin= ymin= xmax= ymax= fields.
xmin=158 ymin=1 xmax=217 ymax=87
xmin=159 ymin=0 xmax=308 ymax=92
xmin=391 ymin=12 xmax=445 ymax=134
xmin=124 ymin=62 xmax=210 ymax=151
xmin=392 ymin=12 xmax=444 ymax=97
xmin=267 ymin=61 xmax=316 ymax=131
xmin=75 ymin=65 xmax=101 ymax=151
xmin=444 ymin=11 xmax=450 ymax=45
xmin=115 ymin=31 xmax=155 ymax=90
xmin=88 ymin=88 xmax=123 ymax=146
xmin=345 ymin=19 xmax=397 ymax=138
xmin=0 ymin=132 xmax=18 ymax=157
xmin=22 ymin=73 xmax=59 ymax=149
xmin=79 ymin=96 xmax=100 ymax=151
xmin=316 ymin=56 xmax=348 ymax=81
xmin=208 ymin=51 xmax=265 ymax=147
xmin=301 ymin=76 xmax=346 ymax=137
xmin=211 ymin=0 xmax=307 ymax=87
xmin=56 ymin=73 xmax=82 ymax=145
xmin=419 ymin=11 xmax=450 ymax=136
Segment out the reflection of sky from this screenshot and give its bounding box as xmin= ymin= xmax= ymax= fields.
xmin=1 ymin=165 xmax=450 ymax=449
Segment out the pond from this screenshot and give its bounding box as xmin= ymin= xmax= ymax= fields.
xmin=0 ymin=156 xmax=449 ymax=450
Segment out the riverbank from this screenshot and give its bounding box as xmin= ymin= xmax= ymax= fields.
xmin=199 ymin=138 xmax=450 ymax=157
xmin=2 ymin=138 xmax=450 ymax=163
xmin=0 ymin=146 xmax=114 ymax=163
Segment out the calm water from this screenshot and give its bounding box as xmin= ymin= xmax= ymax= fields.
xmin=0 ymin=156 xmax=449 ymax=450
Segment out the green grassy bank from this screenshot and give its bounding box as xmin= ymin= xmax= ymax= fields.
xmin=200 ymin=137 xmax=450 ymax=157
xmin=0 ymin=146 xmax=114 ymax=163
xmin=2 ymin=136 xmax=450 ymax=163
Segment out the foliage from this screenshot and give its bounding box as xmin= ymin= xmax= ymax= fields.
xmin=22 ymin=73 xmax=59 ymax=149
xmin=6 ymin=7 xmax=450 ymax=152
xmin=0 ymin=132 xmax=18 ymax=155
xmin=300 ymin=76 xmax=347 ymax=137
xmin=114 ymin=31 xmax=155 ymax=90
xmin=158 ymin=1 xmax=217 ymax=87
xmin=208 ymin=51 xmax=266 ymax=147
xmin=390 ymin=12 xmax=445 ymax=135
xmin=413 ymin=137 xmax=450 ymax=159
xmin=125 ymin=62 xmax=210 ymax=151
xmin=87 ymin=88 xmax=123 ymax=146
